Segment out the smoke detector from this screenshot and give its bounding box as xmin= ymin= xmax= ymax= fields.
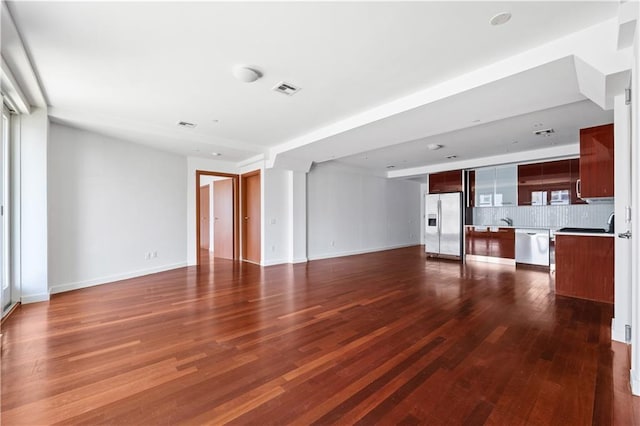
xmin=273 ymin=81 xmax=301 ymax=96
xmin=534 ymin=128 xmax=555 ymax=137
xmin=490 ymin=12 xmax=512 ymax=26
xmin=427 ymin=144 xmax=443 ymax=151
xmin=233 ymin=66 xmax=261 ymax=83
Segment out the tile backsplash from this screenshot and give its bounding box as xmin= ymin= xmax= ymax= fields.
xmin=472 ymin=203 xmax=615 ymax=229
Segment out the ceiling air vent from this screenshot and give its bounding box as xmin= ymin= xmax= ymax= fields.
xmin=177 ymin=121 xmax=196 ymax=128
xmin=272 ymin=81 xmax=301 ymax=96
xmin=533 ymin=128 xmax=555 ymax=137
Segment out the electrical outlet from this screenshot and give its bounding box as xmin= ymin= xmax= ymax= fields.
xmin=270 ymin=218 xmax=276 ymax=225
xmin=271 ymin=245 xmax=276 ymax=252
xmin=145 ymin=252 xmax=151 ymax=260
xmin=152 ymin=251 xmax=158 ymax=258
xmin=331 ymin=240 xmax=335 ymax=247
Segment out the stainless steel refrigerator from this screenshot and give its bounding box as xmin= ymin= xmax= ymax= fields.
xmin=425 ymin=192 xmax=463 ymax=259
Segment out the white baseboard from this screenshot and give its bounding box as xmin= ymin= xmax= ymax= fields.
xmin=21 ymin=292 xmax=50 ymax=304
xmin=308 ymin=243 xmax=418 ymax=261
xmin=261 ymin=258 xmax=289 ymax=266
xmin=631 ymin=369 xmax=640 ymax=396
xmin=49 ymin=262 xmax=187 ymax=295
xmin=611 ymin=318 xmax=628 ymax=343
xmin=261 ymin=257 xmax=309 ymax=266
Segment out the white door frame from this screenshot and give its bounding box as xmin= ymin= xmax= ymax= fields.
xmin=1 ymin=103 xmax=11 ymax=314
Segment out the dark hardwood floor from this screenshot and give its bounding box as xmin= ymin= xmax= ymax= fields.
xmin=1 ymin=246 xmax=638 ymax=424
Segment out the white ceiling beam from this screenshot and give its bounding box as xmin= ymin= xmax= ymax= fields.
xmin=0 ymin=55 xmax=30 ymax=114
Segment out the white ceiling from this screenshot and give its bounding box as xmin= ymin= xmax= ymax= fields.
xmin=6 ymin=1 xmax=621 ymax=167
xmin=336 ymin=99 xmax=613 ymax=171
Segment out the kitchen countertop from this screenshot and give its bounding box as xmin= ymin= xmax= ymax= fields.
xmin=465 ymin=225 xmax=615 ymax=237
xmin=464 ymin=225 xmax=552 ymax=230
xmin=554 ymin=231 xmax=615 ymax=238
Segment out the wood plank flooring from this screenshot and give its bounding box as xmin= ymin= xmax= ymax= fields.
xmin=1 ymin=246 xmax=638 ymax=425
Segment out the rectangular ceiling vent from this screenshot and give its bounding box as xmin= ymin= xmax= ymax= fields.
xmin=272 ymin=81 xmax=301 ymax=96
xmin=177 ymin=121 xmax=196 ymax=128
xmin=533 ymin=128 xmax=555 ymax=137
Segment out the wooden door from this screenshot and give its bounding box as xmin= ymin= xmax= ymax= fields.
xmin=242 ymin=171 xmax=261 ymax=263
xmin=213 ymin=179 xmax=233 ymax=259
xmin=199 ymin=185 xmax=210 ymax=250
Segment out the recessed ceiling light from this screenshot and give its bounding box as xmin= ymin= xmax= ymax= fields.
xmin=233 ymin=66 xmax=261 ymax=83
xmin=177 ymin=121 xmax=196 ymax=128
xmin=386 ymin=165 xmax=396 ymax=169
xmin=211 ymin=152 xmax=221 ymax=156
xmin=212 ymin=119 xmax=219 ymax=123
xmin=446 ymin=155 xmax=458 ymax=160
xmin=490 ymin=12 xmax=512 ymax=26
xmin=472 ymin=119 xmax=481 ymax=123
xmin=512 ymin=141 xmax=519 ymax=144
xmin=428 ymin=144 xmax=443 ymax=151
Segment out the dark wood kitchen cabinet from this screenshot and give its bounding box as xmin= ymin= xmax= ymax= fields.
xmin=517 ymin=159 xmax=583 ymax=205
xmin=569 ymin=158 xmax=584 ymax=204
xmin=555 ymin=234 xmax=614 ymax=303
xmin=429 ymin=170 xmax=462 ymax=193
xmin=465 ymin=227 xmax=515 ymax=259
xmin=579 ymin=124 xmax=614 ymax=198
xmin=517 ymin=163 xmax=542 ymax=206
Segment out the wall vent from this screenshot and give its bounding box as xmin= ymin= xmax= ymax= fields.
xmin=272 ymin=81 xmax=301 ymax=96
xmin=177 ymin=121 xmax=196 ymax=128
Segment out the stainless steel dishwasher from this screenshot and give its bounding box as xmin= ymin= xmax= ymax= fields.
xmin=515 ymin=229 xmax=550 ymax=266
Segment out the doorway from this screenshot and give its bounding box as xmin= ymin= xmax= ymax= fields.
xmin=241 ymin=170 xmax=261 ymax=264
xmin=196 ymin=171 xmax=239 ymax=265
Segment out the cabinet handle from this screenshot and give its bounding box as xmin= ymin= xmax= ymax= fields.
xmin=576 ymin=179 xmax=581 ymax=198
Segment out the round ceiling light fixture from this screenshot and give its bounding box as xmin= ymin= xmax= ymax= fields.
xmin=233 ymin=66 xmax=262 ymax=83
xmin=490 ymin=12 xmax=512 ymax=26
xmin=428 ymin=143 xmax=443 ymax=151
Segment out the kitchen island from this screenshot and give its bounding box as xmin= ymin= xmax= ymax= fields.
xmin=554 ymin=230 xmax=614 ymax=303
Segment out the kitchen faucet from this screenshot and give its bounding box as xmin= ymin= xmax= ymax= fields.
xmin=500 ymin=217 xmax=513 ymax=226
xmin=608 ymin=212 xmax=615 ymax=233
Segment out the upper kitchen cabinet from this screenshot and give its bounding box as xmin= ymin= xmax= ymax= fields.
xmin=474 ymin=165 xmax=517 ymax=207
xmin=475 ymin=167 xmax=495 ymax=207
xmin=495 ymin=165 xmax=517 ymax=206
xmin=578 ymin=124 xmax=614 ymax=199
xmin=517 ymin=163 xmax=542 ymax=205
xmin=517 ymin=159 xmax=583 ymax=205
xmin=429 ymin=170 xmax=462 ymax=193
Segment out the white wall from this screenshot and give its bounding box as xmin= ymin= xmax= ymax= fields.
xmin=20 ymin=108 xmax=49 ymax=302
xmin=308 ymin=162 xmax=421 ymax=260
xmin=290 ymin=171 xmax=307 ymax=263
xmin=263 ymin=168 xmax=290 ymax=265
xmin=48 ymin=124 xmax=187 ymax=293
